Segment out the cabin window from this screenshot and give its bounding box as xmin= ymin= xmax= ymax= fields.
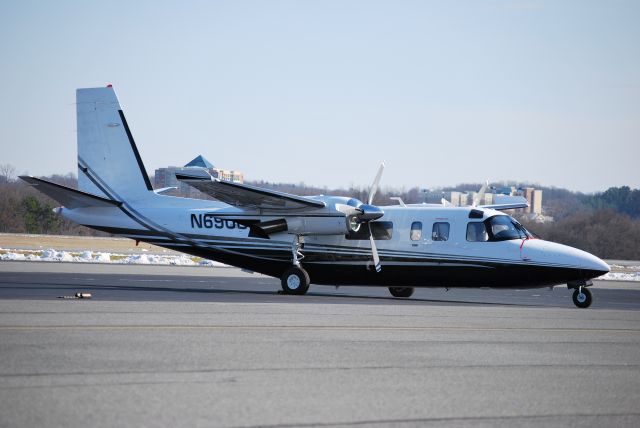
xmin=410 ymin=222 xmax=422 ymax=241
xmin=432 ymin=222 xmax=450 ymax=241
xmin=345 ymin=221 xmax=393 ymax=240
xmin=466 ymin=222 xmax=489 ymax=242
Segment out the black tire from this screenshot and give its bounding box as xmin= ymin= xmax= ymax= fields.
xmin=572 ymin=287 xmax=592 ymax=308
xmin=281 ymin=266 xmax=310 ymax=295
xmin=388 ymin=287 xmax=414 ymax=298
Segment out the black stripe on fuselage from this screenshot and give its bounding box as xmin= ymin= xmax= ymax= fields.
xmin=142 ymin=241 xmax=607 ymax=289
xmin=78 ymin=162 xmax=157 ymax=233
xmin=84 ymin=225 xmax=585 ymax=269
xmin=83 ymin=225 xmax=605 ymax=289
xmin=118 ymin=110 xmax=153 ymax=191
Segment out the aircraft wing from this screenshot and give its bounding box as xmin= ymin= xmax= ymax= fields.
xmin=176 ymin=169 xmax=326 ymax=211
xmin=20 ymin=176 xmax=121 ymax=208
xmin=479 ymin=196 xmax=529 ymax=210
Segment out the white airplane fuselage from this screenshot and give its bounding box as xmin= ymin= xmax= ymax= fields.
xmin=58 ymin=192 xmax=609 ymax=289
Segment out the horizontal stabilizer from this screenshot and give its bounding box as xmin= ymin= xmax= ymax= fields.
xmin=20 ymin=176 xmax=121 ymax=209
xmin=176 ymin=170 xmax=325 ymax=211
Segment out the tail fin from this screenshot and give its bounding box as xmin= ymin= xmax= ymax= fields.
xmin=77 ymin=86 xmax=153 ymax=201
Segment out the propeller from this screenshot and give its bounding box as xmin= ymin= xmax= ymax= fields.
xmin=368 ymin=163 xmax=385 ymax=204
xmin=472 ymin=180 xmax=489 ymax=207
xmin=334 ymin=163 xmax=385 ymax=272
xmin=365 ymin=163 xmax=385 ymax=272
xmin=369 ymin=222 xmax=381 ymax=272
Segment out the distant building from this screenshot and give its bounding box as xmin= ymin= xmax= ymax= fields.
xmin=532 ymin=189 xmax=542 ymax=215
xmin=515 ymin=187 xmax=542 ymax=215
xmin=445 ymin=185 xmax=542 ymax=213
xmin=522 ymin=188 xmax=535 ymax=213
xmin=154 ymin=155 xmax=244 ymax=198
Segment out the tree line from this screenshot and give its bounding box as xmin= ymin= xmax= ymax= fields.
xmin=0 ymin=166 xmax=102 ymax=236
xmin=1 ymin=164 xmax=638 ymax=259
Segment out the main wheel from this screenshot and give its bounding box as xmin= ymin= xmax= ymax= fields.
xmin=388 ymin=287 xmax=414 ymax=298
xmin=281 ymin=266 xmax=310 ymax=295
xmin=572 ymin=287 xmax=592 ymax=308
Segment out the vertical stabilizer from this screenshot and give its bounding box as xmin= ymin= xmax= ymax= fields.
xmin=77 ymin=86 xmax=152 ymax=200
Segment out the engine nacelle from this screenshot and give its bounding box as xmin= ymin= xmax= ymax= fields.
xmin=286 ymin=216 xmax=349 ymax=235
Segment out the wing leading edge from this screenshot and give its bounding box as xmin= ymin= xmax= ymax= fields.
xmin=176 ymin=169 xmax=326 ymax=211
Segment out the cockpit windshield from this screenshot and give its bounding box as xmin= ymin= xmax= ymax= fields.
xmin=466 ymin=215 xmax=533 ymax=242
xmin=486 ymin=215 xmax=532 ymax=241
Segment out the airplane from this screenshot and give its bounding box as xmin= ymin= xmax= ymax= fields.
xmin=21 ymin=86 xmax=610 ymax=308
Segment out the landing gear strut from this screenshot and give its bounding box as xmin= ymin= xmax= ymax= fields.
xmin=281 ymin=236 xmax=310 ymax=295
xmin=568 ymin=280 xmax=593 ymax=308
xmin=388 ymin=287 xmax=414 ymax=298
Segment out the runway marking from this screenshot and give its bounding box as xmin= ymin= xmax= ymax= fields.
xmin=1 ymin=325 xmax=640 ymax=334
xmin=239 ymin=412 xmax=640 ymax=428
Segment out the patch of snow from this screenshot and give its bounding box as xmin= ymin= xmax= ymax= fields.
xmin=1 ymin=252 xmax=26 ymax=261
xmin=40 ymin=249 xmax=75 ymax=262
xmin=95 ymin=253 xmax=111 ymax=263
xmin=599 ymin=272 xmax=640 ymax=282
xmin=1 ymin=248 xmax=223 ymax=267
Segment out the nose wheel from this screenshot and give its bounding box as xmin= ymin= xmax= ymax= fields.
xmin=572 ymin=287 xmax=592 ymax=308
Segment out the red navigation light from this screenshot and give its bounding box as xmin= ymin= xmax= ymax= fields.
xmin=107 ymin=84 xmax=113 ymax=88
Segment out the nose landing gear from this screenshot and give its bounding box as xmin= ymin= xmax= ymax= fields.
xmin=572 ymin=286 xmax=592 ymax=308
xmin=568 ymin=280 xmax=593 ymax=308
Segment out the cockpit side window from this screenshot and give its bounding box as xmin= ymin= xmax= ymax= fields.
xmin=432 ymin=222 xmax=450 ymax=241
xmin=410 ymin=221 xmax=422 ymax=241
xmin=466 ymin=222 xmax=489 ymax=242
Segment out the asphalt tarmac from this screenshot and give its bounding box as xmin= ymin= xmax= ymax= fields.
xmin=1 ymin=262 xmax=640 ymax=427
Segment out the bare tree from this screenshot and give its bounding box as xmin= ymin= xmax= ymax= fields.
xmin=0 ymin=164 xmax=16 ymax=183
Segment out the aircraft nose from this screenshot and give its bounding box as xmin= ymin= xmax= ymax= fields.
xmin=534 ymin=240 xmax=610 ymax=278
xmin=584 ymin=254 xmax=610 ymax=275
xmin=574 ymin=249 xmax=610 ymax=277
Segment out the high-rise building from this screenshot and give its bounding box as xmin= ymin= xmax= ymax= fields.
xmin=532 ymin=189 xmax=543 ymax=215
xmin=522 ymin=187 xmax=534 ymax=213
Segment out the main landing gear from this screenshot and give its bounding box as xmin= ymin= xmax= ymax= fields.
xmin=568 ymin=280 xmax=593 ymax=308
xmin=388 ymin=287 xmax=414 ymax=298
xmin=281 ymin=266 xmax=310 ymax=295
xmin=280 ymin=236 xmax=310 ymax=295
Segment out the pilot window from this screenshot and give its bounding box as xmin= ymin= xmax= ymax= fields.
xmin=487 ymin=215 xmax=529 ymax=241
xmin=410 ymin=222 xmax=422 ymax=241
xmin=346 ymin=221 xmax=394 ymax=240
xmin=466 ymin=222 xmax=489 ymax=242
xmin=432 ymin=222 xmax=450 ymax=241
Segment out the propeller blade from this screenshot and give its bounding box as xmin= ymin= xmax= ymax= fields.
xmin=368 ymin=162 xmax=385 ymax=205
xmin=368 ymin=223 xmax=381 ymax=272
xmin=473 ymin=180 xmax=489 ymax=207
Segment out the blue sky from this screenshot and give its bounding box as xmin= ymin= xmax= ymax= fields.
xmin=1 ymin=0 xmax=638 ymax=192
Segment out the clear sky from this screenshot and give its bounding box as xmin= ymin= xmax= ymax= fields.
xmin=1 ymin=0 xmax=638 ymax=193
